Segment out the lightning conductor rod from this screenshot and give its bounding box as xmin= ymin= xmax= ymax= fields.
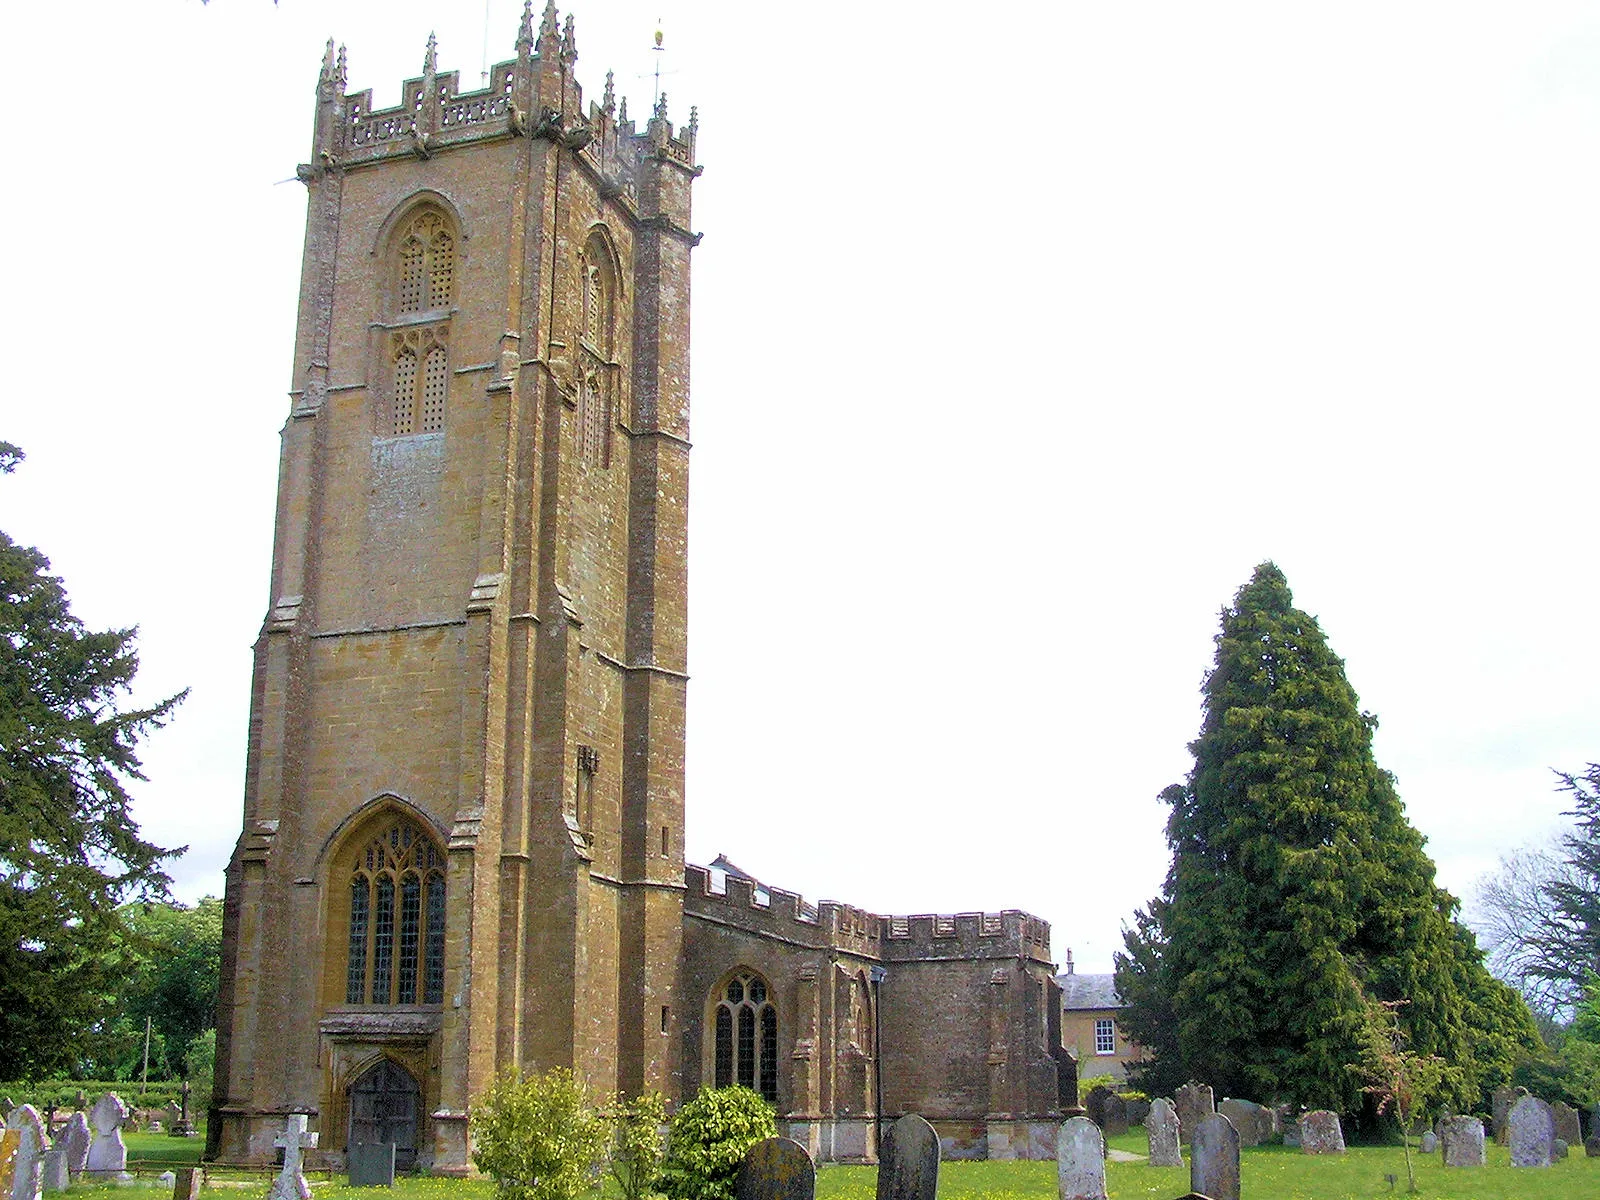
xmin=653 ymin=22 xmax=665 ymax=106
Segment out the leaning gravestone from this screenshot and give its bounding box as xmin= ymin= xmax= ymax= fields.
xmin=1419 ymin=1131 xmax=1437 ymax=1154
xmin=1299 ymin=1110 xmax=1345 ymax=1155
xmin=5 ymin=1105 xmax=46 ymax=1200
xmin=875 ymin=1114 xmax=939 ymax=1200
xmin=1552 ymin=1101 xmax=1582 ymax=1147
xmin=1190 ymin=1112 xmax=1240 ymax=1200
xmin=1491 ymin=1085 xmax=1515 ymax=1143
xmin=85 ymin=1094 xmax=128 ymax=1179
xmin=1146 ymin=1098 xmax=1182 ymax=1168
xmin=347 ymin=1144 xmax=397 ymax=1188
xmin=52 ymin=1114 xmax=88 ymax=1176
xmin=1440 ymin=1116 xmax=1485 ymax=1167
xmin=39 ymin=1151 xmax=66 ymax=1195
xmin=1509 ymin=1093 xmax=1553 ymax=1167
xmin=1173 ymin=1083 xmax=1214 ymax=1147
xmin=1057 ymin=1116 xmax=1106 ymax=1200
xmin=267 ymin=1115 xmax=318 ymax=1200
xmin=1217 ymin=1099 xmax=1269 ymax=1148
xmin=172 ymin=1166 xmax=202 ymax=1200
xmin=736 ymin=1138 xmax=815 ymax=1200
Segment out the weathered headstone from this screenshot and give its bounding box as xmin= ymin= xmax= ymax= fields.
xmin=875 ymin=1114 xmax=938 ymax=1200
xmin=1102 ymin=1094 xmax=1128 ymax=1138
xmin=0 ymin=1131 xmax=20 ymax=1200
xmin=268 ymin=1115 xmax=319 ymax=1200
xmin=85 ymin=1094 xmax=128 ymax=1179
xmin=1553 ymin=1137 xmax=1570 ymax=1160
xmin=173 ymin=1167 xmax=202 ymax=1200
xmin=1173 ymin=1083 xmax=1214 ymax=1147
xmin=5 ymin=1106 xmax=45 ymax=1200
xmin=52 ymin=1114 xmax=88 ymax=1175
xmin=1439 ymin=1116 xmax=1485 ymax=1167
xmin=1586 ymin=1132 xmax=1600 ymax=1157
xmin=1508 ymin=1093 xmax=1553 ymax=1167
xmin=1281 ymin=1113 xmax=1302 ymax=1148
xmin=1190 ymin=1112 xmax=1240 ymax=1200
xmin=1217 ymin=1099 xmax=1269 ymax=1148
xmin=1125 ymin=1099 xmax=1151 ymax=1127
xmin=38 ymin=1151 xmax=66 ymax=1195
xmin=1552 ymin=1101 xmax=1582 ymax=1146
xmin=1494 ymin=1086 xmax=1525 ymax=1145
xmin=1084 ymin=1088 xmax=1110 ymax=1130
xmin=347 ymin=1144 xmax=396 ymax=1189
xmin=1299 ymin=1110 xmax=1345 ymax=1155
xmin=736 ymin=1138 xmax=814 ymax=1200
xmin=1146 ymin=1098 xmax=1182 ymax=1168
xmin=1418 ymin=1131 xmax=1437 ymax=1154
xmin=1056 ymin=1116 xmax=1105 ymax=1200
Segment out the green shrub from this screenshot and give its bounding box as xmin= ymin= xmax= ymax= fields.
xmin=658 ymin=1086 xmax=776 ymax=1200
xmin=609 ymin=1091 xmax=667 ymax=1200
xmin=470 ymin=1068 xmax=610 ymax=1200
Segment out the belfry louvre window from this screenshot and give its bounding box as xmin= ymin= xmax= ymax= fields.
xmin=713 ymin=972 xmax=778 ymax=1104
xmin=388 ymin=206 xmax=455 ymax=436
xmin=396 ymin=210 xmax=454 ymax=315
xmin=390 ymin=329 xmax=449 ymax=436
xmin=345 ymin=816 xmax=446 ymax=1006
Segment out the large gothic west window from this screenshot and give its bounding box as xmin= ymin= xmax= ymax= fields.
xmin=387 ymin=207 xmax=456 ymax=437
xmin=713 ymin=971 xmax=778 ymax=1104
xmin=345 ymin=816 xmax=447 ymax=1006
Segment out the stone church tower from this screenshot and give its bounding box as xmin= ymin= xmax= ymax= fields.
xmin=212 ymin=4 xmax=698 ymax=1172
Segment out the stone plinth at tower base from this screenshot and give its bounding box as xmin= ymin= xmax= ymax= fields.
xmin=783 ymin=1120 xmax=876 ymax=1164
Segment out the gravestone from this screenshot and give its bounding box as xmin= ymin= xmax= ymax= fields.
xmin=1586 ymin=1132 xmax=1600 ymax=1157
xmin=268 ymin=1115 xmax=319 ymax=1200
xmin=1508 ymin=1093 xmax=1553 ymax=1167
xmin=1299 ymin=1110 xmax=1345 ymax=1155
xmin=1439 ymin=1116 xmax=1485 ymax=1167
xmin=1056 ymin=1117 xmax=1105 ymax=1200
xmin=1281 ymin=1113 xmax=1301 ymax=1148
xmin=735 ymin=1138 xmax=814 ymax=1200
xmin=1494 ymin=1086 xmax=1525 ymax=1145
xmin=347 ymin=1144 xmax=397 ymax=1189
xmin=53 ymin=1114 xmax=88 ymax=1175
xmin=1552 ymin=1100 xmax=1582 ymax=1147
xmin=1101 ymin=1094 xmax=1128 ymax=1138
xmin=1190 ymin=1112 xmax=1240 ymax=1200
xmin=1145 ymin=1098 xmax=1182 ymax=1168
xmin=1173 ymin=1083 xmax=1213 ymax=1147
xmin=5 ymin=1105 xmax=45 ymax=1200
xmin=173 ymin=1167 xmax=202 ymax=1200
xmin=1084 ymin=1088 xmax=1110 ymax=1130
xmin=171 ymin=1081 xmax=197 ymax=1139
xmin=1553 ymin=1138 xmax=1569 ymax=1160
xmin=1419 ymin=1131 xmax=1437 ymax=1154
xmin=0 ymin=1131 xmax=20 ymax=1200
xmin=875 ymin=1114 xmax=938 ymax=1200
xmin=1217 ymin=1099 xmax=1269 ymax=1148
xmin=85 ymin=1094 xmax=128 ymax=1179
xmin=1125 ymin=1099 xmax=1150 ymax=1127
xmin=39 ymin=1151 xmax=66 ymax=1195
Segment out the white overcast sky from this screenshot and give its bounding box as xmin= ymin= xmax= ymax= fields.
xmin=5 ymin=2 xmax=1598 ymax=974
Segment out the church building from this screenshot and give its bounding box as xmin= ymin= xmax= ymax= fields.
xmin=211 ymin=5 xmax=1071 ymax=1173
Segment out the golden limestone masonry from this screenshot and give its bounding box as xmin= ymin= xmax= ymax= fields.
xmin=212 ymin=3 xmax=1071 ymax=1174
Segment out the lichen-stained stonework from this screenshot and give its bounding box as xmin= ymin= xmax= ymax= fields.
xmin=212 ymin=3 xmax=1063 ymax=1174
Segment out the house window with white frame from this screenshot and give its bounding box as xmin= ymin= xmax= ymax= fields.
xmin=1095 ymin=1018 xmax=1116 ymax=1055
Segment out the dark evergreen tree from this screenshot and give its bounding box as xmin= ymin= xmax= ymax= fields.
xmin=1536 ymin=765 xmax=1600 ymax=996
xmin=1116 ymin=563 xmax=1538 ymax=1114
xmin=0 ymin=442 xmax=185 ymax=1078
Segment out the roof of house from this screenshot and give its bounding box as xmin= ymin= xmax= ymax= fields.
xmin=1057 ymin=972 xmax=1122 ymax=1010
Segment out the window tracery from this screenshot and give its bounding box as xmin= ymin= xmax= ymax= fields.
xmin=386 ymin=206 xmax=456 ymax=436
xmin=712 ymin=971 xmax=778 ymax=1104
xmin=344 ymin=815 xmax=447 ymax=1006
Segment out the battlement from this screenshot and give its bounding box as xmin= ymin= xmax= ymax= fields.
xmin=683 ymin=865 xmax=1053 ymax=964
xmin=308 ymin=2 xmax=698 ymax=205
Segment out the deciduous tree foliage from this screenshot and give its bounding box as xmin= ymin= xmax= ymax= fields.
xmin=0 ymin=442 xmax=185 ymax=1079
xmin=1116 ymin=563 xmax=1537 ymax=1115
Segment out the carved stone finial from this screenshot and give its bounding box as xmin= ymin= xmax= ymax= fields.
xmin=561 ymin=13 xmax=577 ymax=63
xmin=654 ymin=92 xmax=668 ymax=121
xmin=539 ymin=0 xmax=560 ymax=47
xmin=688 ymin=106 xmax=698 ymax=132
xmin=335 ymin=45 xmax=347 ymax=89
xmin=517 ymin=0 xmax=536 ymax=49
xmin=602 ymin=70 xmax=615 ymax=115
xmin=618 ymin=96 xmax=628 ymax=124
xmin=320 ymin=37 xmax=336 ymax=81
xmin=424 ymin=31 xmax=438 ymax=76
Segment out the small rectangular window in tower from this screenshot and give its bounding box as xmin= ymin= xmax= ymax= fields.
xmin=1095 ymin=1018 xmax=1116 ymax=1055
xmin=661 ymin=825 xmax=669 ymax=857
xmin=660 ymin=1005 xmax=670 ymax=1034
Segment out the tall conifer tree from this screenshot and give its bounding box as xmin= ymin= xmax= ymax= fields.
xmin=1116 ymin=563 xmax=1536 ymax=1113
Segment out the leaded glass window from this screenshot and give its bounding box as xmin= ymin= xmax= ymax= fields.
xmin=344 ymin=815 xmax=447 ymax=1006
xmin=712 ymin=971 xmax=778 ymax=1104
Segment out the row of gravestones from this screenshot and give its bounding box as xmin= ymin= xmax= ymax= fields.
xmin=1490 ymin=1085 xmax=1598 ymax=1158
xmin=0 ymin=1093 xmax=140 ymax=1200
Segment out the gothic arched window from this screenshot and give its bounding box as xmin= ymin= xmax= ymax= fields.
xmin=576 ymin=231 xmax=619 ymax=468
xmin=344 ymin=816 xmax=447 ymax=1006
xmin=387 ymin=206 xmax=456 ymax=436
xmin=713 ymin=971 xmax=778 ymax=1104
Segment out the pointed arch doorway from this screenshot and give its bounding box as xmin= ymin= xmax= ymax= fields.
xmin=348 ymin=1059 xmax=421 ymax=1170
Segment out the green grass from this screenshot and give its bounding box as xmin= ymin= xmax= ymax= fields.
xmin=55 ymin=1128 xmax=1600 ymax=1200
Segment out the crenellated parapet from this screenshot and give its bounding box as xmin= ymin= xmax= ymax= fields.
xmin=684 ymin=865 xmax=1052 ymax=965
xmin=306 ymin=1 xmax=699 ymax=221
